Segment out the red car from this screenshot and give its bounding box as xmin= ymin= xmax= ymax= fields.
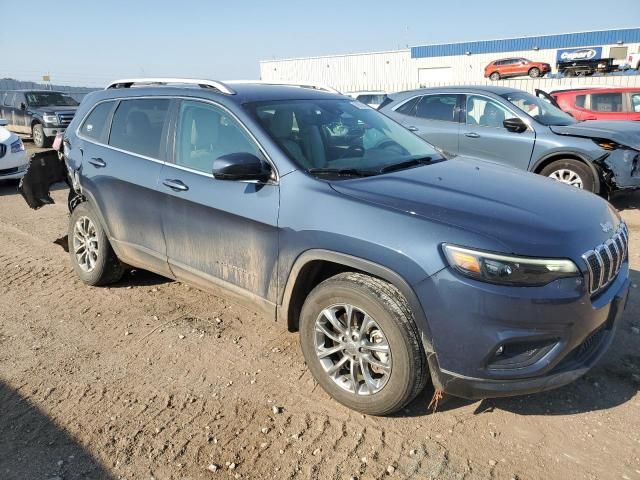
xmin=484 ymin=58 xmax=551 ymax=80
xmin=541 ymin=87 xmax=640 ymax=121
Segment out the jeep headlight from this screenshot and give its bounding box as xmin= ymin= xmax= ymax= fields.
xmin=43 ymin=113 xmax=58 ymax=124
xmin=443 ymin=244 xmax=579 ymax=286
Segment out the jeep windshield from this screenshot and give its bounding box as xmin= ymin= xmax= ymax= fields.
xmin=25 ymin=92 xmax=79 ymax=107
xmin=246 ymin=98 xmax=441 ymax=178
xmin=501 ymin=91 xmax=577 ymax=126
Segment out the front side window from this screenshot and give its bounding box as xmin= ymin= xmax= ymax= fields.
xmin=501 ymin=91 xmax=576 ymax=126
xmin=575 ymin=94 xmax=586 ymax=108
xmin=25 ymin=92 xmax=79 ymax=107
xmin=80 ymin=101 xmax=115 ymax=142
xmin=245 ymin=99 xmax=439 ymax=177
xmin=175 ymin=100 xmax=261 ymax=174
xmin=590 ymin=93 xmax=623 ymax=112
xmin=414 ymin=95 xmax=459 ymax=122
xmin=466 ymin=95 xmax=512 ymax=128
xmin=109 ymin=98 xmax=170 ymax=158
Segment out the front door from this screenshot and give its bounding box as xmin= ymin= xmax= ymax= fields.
xmin=160 ymin=99 xmax=280 ymax=307
xmin=459 ymin=94 xmax=535 ymax=171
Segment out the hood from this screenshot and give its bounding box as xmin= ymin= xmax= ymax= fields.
xmin=330 ymin=158 xmax=620 ymax=261
xmin=550 ymin=121 xmax=640 ymax=150
xmin=30 ymin=106 xmax=78 ymax=114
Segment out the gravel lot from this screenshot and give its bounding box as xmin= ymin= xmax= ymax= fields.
xmin=1 ymin=142 xmax=639 ymax=480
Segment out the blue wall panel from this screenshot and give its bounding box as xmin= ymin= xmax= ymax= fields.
xmin=411 ymin=28 xmax=640 ymax=58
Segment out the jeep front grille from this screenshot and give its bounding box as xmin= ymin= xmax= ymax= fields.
xmin=582 ymin=222 xmax=629 ymax=295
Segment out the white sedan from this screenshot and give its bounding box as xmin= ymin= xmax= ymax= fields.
xmin=0 ymin=118 xmax=28 ymax=181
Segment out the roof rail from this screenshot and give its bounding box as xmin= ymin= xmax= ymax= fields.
xmin=105 ymin=78 xmax=236 ymax=95
xmin=225 ymin=80 xmax=341 ymax=94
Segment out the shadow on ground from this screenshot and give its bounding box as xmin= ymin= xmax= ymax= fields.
xmin=401 ymin=269 xmax=640 ymax=418
xmin=0 ymin=380 xmax=114 ymax=480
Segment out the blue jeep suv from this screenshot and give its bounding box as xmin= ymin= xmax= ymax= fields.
xmin=26 ymin=78 xmax=631 ymax=415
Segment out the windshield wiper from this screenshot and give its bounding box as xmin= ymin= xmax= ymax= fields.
xmin=378 ymin=156 xmax=432 ymax=173
xmin=307 ymin=167 xmax=377 ymax=177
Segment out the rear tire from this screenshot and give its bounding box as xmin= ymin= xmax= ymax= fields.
xmin=540 ymin=159 xmax=597 ymax=193
xmin=32 ymin=123 xmax=52 ymax=148
xmin=528 ymin=67 xmax=541 ymax=78
xmin=68 ymin=203 xmax=124 ymax=286
xmin=489 ymin=72 xmax=500 ymax=81
xmin=299 ymin=272 xmax=428 ymax=415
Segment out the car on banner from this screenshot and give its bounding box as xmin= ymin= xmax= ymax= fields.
xmin=484 ymin=58 xmax=551 ymax=80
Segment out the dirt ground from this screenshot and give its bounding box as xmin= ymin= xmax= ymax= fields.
xmin=1 ymin=142 xmax=639 ymax=480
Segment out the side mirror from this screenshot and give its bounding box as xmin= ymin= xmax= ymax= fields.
xmin=20 ymin=102 xmax=27 ymax=111
xmin=212 ymin=152 xmax=272 ymax=182
xmin=503 ymin=117 xmax=528 ymax=133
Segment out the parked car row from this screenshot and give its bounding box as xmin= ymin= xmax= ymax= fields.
xmin=17 ymin=77 xmax=632 ymax=416
xmin=0 ymin=90 xmax=79 ymax=147
xmin=379 ymin=85 xmax=640 ymax=194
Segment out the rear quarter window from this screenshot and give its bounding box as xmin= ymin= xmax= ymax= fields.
xmin=80 ymin=101 xmax=116 ymax=143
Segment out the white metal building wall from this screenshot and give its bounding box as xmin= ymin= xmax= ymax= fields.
xmin=260 ymin=43 xmax=640 ymax=93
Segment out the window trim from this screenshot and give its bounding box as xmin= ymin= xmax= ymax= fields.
xmin=75 ymin=95 xmax=279 ymax=183
xmin=463 ymin=93 xmax=533 ymax=131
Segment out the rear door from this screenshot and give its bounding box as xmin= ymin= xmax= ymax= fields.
xmin=394 ymin=93 xmax=462 ymax=155
xmin=160 ymin=99 xmax=280 ymax=306
xmin=78 ymin=97 xmax=173 ymax=276
xmin=459 ymin=94 xmax=535 ymax=170
xmin=587 ymin=91 xmax=627 ymax=120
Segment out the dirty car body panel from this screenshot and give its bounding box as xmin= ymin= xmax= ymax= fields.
xmin=20 ymin=82 xmax=631 ymax=401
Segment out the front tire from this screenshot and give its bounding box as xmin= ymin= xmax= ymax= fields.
xmin=32 ymin=123 xmax=52 ymax=148
xmin=68 ymin=203 xmax=124 ymax=286
xmin=540 ymin=159 xmax=597 ymax=193
xmin=528 ymin=67 xmax=541 ymax=78
xmin=299 ymin=272 xmax=428 ymax=415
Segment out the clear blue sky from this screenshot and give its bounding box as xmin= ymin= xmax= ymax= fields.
xmin=1 ymin=0 xmax=637 ymax=87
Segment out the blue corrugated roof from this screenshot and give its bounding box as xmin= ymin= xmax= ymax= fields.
xmin=411 ymin=28 xmax=640 ymax=58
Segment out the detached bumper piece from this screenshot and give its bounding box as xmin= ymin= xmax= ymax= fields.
xmin=18 ymin=151 xmax=68 ymax=209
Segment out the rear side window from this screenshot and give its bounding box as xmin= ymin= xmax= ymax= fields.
xmin=80 ymin=101 xmax=115 ymax=142
xmin=590 ymin=93 xmax=623 ymax=112
xmin=414 ymin=94 xmax=459 ymax=122
xmin=109 ymin=98 xmax=171 ymax=158
xmin=394 ymin=96 xmax=420 ymax=115
xmin=631 ymin=93 xmax=640 ymax=113
xmin=575 ymin=95 xmax=586 ymax=108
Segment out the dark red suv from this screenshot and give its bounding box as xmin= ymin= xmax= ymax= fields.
xmin=484 ymin=58 xmax=551 ymax=81
xmin=544 ymin=87 xmax=640 ymax=121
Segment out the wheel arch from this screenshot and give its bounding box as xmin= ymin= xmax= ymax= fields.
xmin=31 ymin=118 xmax=41 ymax=127
xmin=278 ymin=249 xmax=434 ymax=353
xmin=531 ymin=152 xmax=601 ymax=193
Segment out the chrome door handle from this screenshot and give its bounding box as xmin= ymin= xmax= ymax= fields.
xmin=88 ymin=157 xmax=106 ymax=168
xmin=407 ymin=126 xmax=419 ymax=132
xmin=162 ymin=179 xmax=189 ymax=192
xmin=464 ymin=132 xmax=480 ymax=138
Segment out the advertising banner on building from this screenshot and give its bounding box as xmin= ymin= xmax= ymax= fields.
xmin=556 ymin=47 xmax=603 ymax=63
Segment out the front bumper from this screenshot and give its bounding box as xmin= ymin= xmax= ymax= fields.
xmin=602 ymin=148 xmax=640 ymax=190
xmin=0 ymin=150 xmax=29 ymax=180
xmin=43 ymin=126 xmax=66 ymax=138
xmin=415 ymin=263 xmax=630 ymax=399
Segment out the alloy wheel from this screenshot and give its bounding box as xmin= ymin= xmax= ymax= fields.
xmin=73 ymin=216 xmax=99 ymax=272
xmin=314 ymin=304 xmax=392 ymax=395
xmin=548 ymin=169 xmax=584 ymax=189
